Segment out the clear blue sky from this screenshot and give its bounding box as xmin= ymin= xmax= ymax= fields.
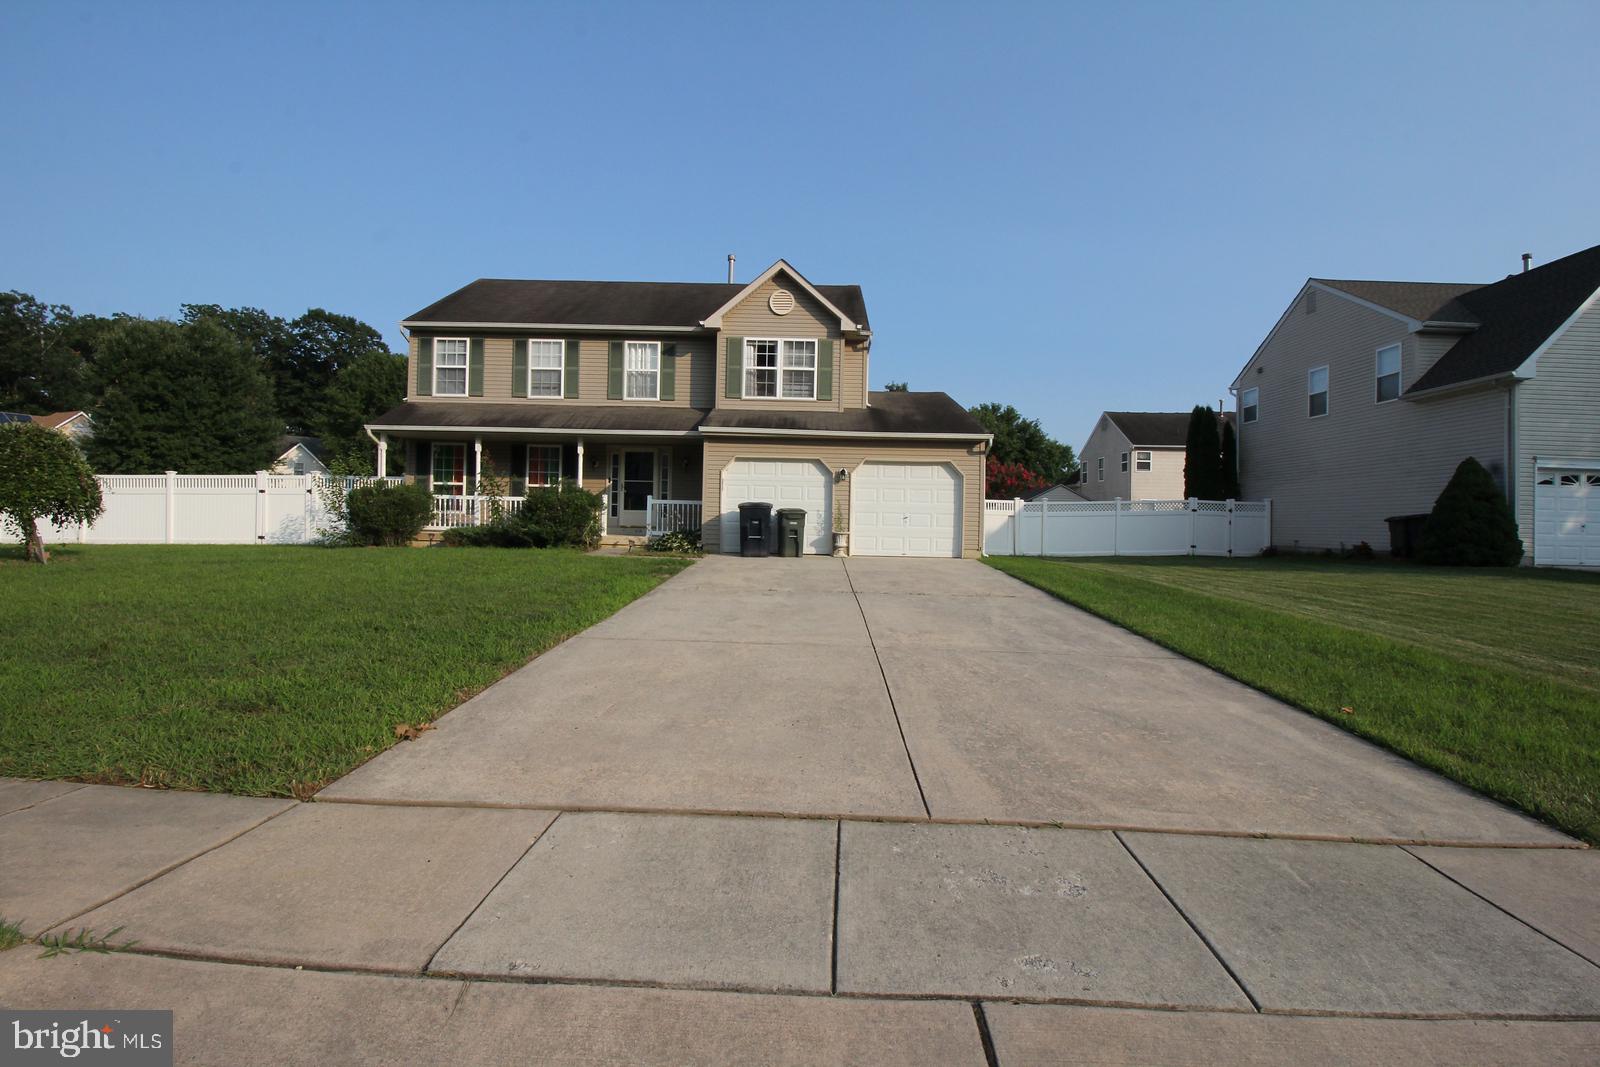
xmin=4 ymin=1 xmax=1597 ymax=450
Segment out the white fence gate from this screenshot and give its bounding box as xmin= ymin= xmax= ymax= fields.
xmin=983 ymin=498 xmax=1272 ymax=558
xmin=7 ymin=472 xmax=400 ymax=546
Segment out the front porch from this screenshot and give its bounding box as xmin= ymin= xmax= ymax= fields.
xmin=382 ymin=434 xmax=703 ymax=539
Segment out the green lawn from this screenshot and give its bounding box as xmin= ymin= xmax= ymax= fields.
xmin=986 ymin=555 xmax=1600 ymax=844
xmin=0 ymin=545 xmax=691 ymax=796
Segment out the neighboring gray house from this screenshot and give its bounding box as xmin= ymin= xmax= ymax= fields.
xmin=1077 ymin=411 xmax=1231 ymax=501
xmin=1231 ymin=242 xmax=1600 ymax=565
xmin=1027 ymin=482 xmax=1088 ymax=502
xmin=271 ymin=435 xmax=330 ymax=476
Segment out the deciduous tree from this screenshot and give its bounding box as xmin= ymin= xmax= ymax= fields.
xmin=0 ymin=422 xmax=104 ymax=562
xmin=969 ymin=402 xmax=1077 ymax=483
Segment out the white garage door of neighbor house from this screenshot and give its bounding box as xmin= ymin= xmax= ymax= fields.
xmin=852 ymin=462 xmax=961 ymax=557
xmin=720 ymin=459 xmax=833 ymax=554
xmin=1534 ymin=467 xmax=1600 ymax=566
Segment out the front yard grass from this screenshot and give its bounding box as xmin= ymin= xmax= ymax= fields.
xmin=0 ymin=545 xmax=691 ymax=796
xmin=987 ymin=555 xmax=1600 ymax=844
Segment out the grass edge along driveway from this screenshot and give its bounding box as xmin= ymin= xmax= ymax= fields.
xmin=986 ymin=555 xmax=1600 ymax=845
xmin=0 ymin=546 xmax=691 ymax=797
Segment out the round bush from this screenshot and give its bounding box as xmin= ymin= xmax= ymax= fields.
xmin=345 ymin=481 xmax=434 ymax=546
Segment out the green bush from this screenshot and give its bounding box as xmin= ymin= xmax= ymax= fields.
xmin=646 ymin=528 xmax=702 ymax=554
xmin=345 ymin=481 xmax=434 ymax=546
xmin=1417 ymin=457 xmax=1524 ymax=566
xmin=439 ymin=482 xmax=603 ymax=549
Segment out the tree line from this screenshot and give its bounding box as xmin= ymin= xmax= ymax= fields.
xmin=0 ymin=291 xmax=405 ymax=474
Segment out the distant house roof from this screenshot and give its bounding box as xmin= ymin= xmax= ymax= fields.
xmin=1103 ymin=410 xmax=1234 ymax=447
xmin=275 ymin=435 xmax=326 ymax=462
xmin=1026 ymin=482 xmax=1087 ymax=501
xmin=1312 ymin=242 xmax=1600 ymax=394
xmin=403 ymin=277 xmax=869 ymax=331
xmin=0 ymin=412 xmax=32 ymax=425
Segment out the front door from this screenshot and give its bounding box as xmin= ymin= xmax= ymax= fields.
xmin=615 ymin=449 xmax=656 ymax=528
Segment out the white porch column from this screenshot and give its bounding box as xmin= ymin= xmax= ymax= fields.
xmin=473 ymin=436 xmax=483 ymax=492
xmin=576 ymin=439 xmax=585 ymax=491
xmin=375 ymin=434 xmax=388 ymax=477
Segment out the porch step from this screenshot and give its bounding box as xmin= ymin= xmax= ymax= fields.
xmin=598 ymin=534 xmax=648 ymax=549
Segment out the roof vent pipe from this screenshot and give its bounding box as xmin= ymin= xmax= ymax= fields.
xmin=727 ymin=253 xmax=736 ymax=284
xmin=1522 ymin=252 xmax=1532 ymax=273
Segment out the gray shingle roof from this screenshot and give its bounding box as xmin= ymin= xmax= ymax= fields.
xmin=700 ymin=391 xmax=987 ymax=436
xmin=1104 ymin=410 xmax=1233 ymax=447
xmin=405 ymin=278 xmax=869 ymax=331
xmin=1312 ymin=280 xmax=1483 ymax=323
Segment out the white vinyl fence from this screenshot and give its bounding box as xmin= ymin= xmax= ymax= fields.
xmin=8 ymin=472 xmax=400 ymax=546
xmin=983 ymin=498 xmax=1272 ymax=558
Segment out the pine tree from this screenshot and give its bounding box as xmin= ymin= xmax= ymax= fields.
xmin=1219 ymin=418 xmax=1241 ymax=498
xmin=1416 ymin=457 xmax=1523 ymax=566
xmin=1183 ymin=405 xmax=1222 ymax=499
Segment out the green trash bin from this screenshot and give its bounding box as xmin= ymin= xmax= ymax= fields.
xmin=776 ymin=508 xmax=806 ymax=557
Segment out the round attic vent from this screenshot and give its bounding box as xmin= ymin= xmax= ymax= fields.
xmin=769 ymin=288 xmax=795 ymax=315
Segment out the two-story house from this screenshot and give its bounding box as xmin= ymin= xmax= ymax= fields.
xmin=1230 ymin=242 xmax=1600 ymax=565
xmin=1077 ymin=411 xmax=1231 ymax=501
xmin=364 ymin=260 xmax=991 ymax=557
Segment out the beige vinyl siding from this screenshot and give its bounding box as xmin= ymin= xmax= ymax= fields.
xmin=701 ymin=438 xmax=986 ymax=558
xmin=1414 ymin=332 xmax=1463 ymax=381
xmin=408 ymin=331 xmax=712 ymax=408
xmin=1076 ymin=416 xmax=1133 ymax=501
xmin=1132 ymin=447 xmax=1186 ymax=499
xmin=1512 ymin=296 xmax=1600 ymax=555
xmin=714 ymin=271 xmax=860 ymax=413
xmin=1238 ymin=288 xmax=1508 ymax=551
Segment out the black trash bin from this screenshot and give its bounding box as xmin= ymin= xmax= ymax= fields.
xmin=776 ymin=508 xmax=806 ymax=557
xmin=738 ymin=502 xmax=774 ymax=558
xmin=1385 ymin=513 xmax=1430 ymax=558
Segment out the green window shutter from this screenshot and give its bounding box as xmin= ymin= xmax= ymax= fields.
xmin=608 ymin=340 xmax=624 ymax=399
xmin=417 ymin=441 xmax=432 ymax=491
xmin=415 ymin=336 xmax=432 ymax=397
xmin=510 ymin=445 xmax=527 ymax=496
xmin=468 ymin=338 xmax=485 ymax=396
xmin=564 ymin=340 xmax=580 ymax=398
xmin=510 ymin=339 xmax=528 ymax=398
xmin=660 ymin=342 xmax=677 ymax=401
xmin=725 ymin=336 xmax=743 ymax=399
xmin=817 ymin=338 xmax=834 ymax=401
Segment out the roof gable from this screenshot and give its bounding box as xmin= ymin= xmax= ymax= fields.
xmin=699 ymin=260 xmax=862 ymax=333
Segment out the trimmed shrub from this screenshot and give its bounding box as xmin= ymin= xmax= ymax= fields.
xmin=439 ymin=482 xmax=603 ymax=549
xmin=345 ymin=481 xmax=434 ymax=546
xmin=1417 ymin=457 xmax=1524 ymax=567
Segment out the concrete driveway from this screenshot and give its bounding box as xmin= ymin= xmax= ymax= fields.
xmin=323 ymin=554 xmax=1562 ymax=846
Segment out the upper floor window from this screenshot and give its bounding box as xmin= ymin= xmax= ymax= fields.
xmin=1120 ymin=452 xmax=1129 ymax=473
xmin=745 ymin=338 xmax=817 ymax=399
xmin=1135 ymin=450 xmax=1152 ymax=472
xmin=434 ymin=338 xmax=468 ymax=396
xmin=1308 ymin=366 xmax=1329 ymax=418
xmin=1241 ymin=387 xmax=1259 ymax=424
xmin=1097 ymin=457 xmax=1104 ymax=481
xmin=529 ymin=340 xmax=565 ymax=398
xmin=624 ymin=341 xmax=660 ymax=400
xmin=1375 ymin=344 xmax=1401 ymax=403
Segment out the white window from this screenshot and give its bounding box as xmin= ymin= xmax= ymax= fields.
xmin=1308 ymin=366 xmax=1329 ymax=418
xmin=1241 ymin=387 xmax=1259 ymax=424
xmin=1097 ymin=457 xmax=1104 ymax=481
xmin=526 ymin=445 xmax=562 ymax=488
xmin=434 ymin=338 xmax=468 ymax=396
xmin=529 ymin=340 xmax=564 ymax=398
xmin=744 ymin=338 xmax=817 ymax=399
xmin=1120 ymin=452 xmax=1129 ymax=473
xmin=1376 ymin=344 xmax=1401 ymax=403
xmin=624 ymin=341 xmax=660 ymax=400
xmin=430 ymin=443 xmax=466 ymax=496
xmin=1135 ymin=450 xmax=1152 ymax=472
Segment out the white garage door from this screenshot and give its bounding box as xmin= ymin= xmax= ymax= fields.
xmin=852 ymin=462 xmax=961 ymax=557
xmin=1534 ymin=467 xmax=1600 ymax=566
xmin=720 ymin=458 xmax=832 ymax=554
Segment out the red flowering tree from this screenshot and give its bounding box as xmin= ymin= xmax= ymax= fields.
xmin=986 ymin=459 xmax=1050 ymax=499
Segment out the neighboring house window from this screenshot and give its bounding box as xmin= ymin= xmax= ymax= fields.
xmin=431 ymin=444 xmax=466 ymax=496
xmin=744 ymin=338 xmax=817 ymax=399
xmin=1307 ymin=366 xmax=1329 ymax=418
xmin=526 ymin=444 xmax=562 ymax=488
xmin=529 ymin=340 xmax=564 ymax=398
xmin=624 ymin=341 xmax=660 ymax=400
xmin=1097 ymin=457 xmax=1104 ymax=481
xmin=1241 ymin=387 xmax=1259 ymax=424
xmin=292 ymin=460 xmax=305 ymax=475
xmin=1375 ymin=344 xmax=1401 ymax=403
xmin=1135 ymin=451 xmax=1152 ymax=471
xmin=434 ymin=338 xmax=468 ymax=396
xmin=1120 ymin=452 xmax=1129 ymax=473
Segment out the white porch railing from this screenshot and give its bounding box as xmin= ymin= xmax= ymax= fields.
xmin=646 ymin=497 xmax=703 ymax=538
xmin=429 ymin=495 xmax=527 ymax=530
